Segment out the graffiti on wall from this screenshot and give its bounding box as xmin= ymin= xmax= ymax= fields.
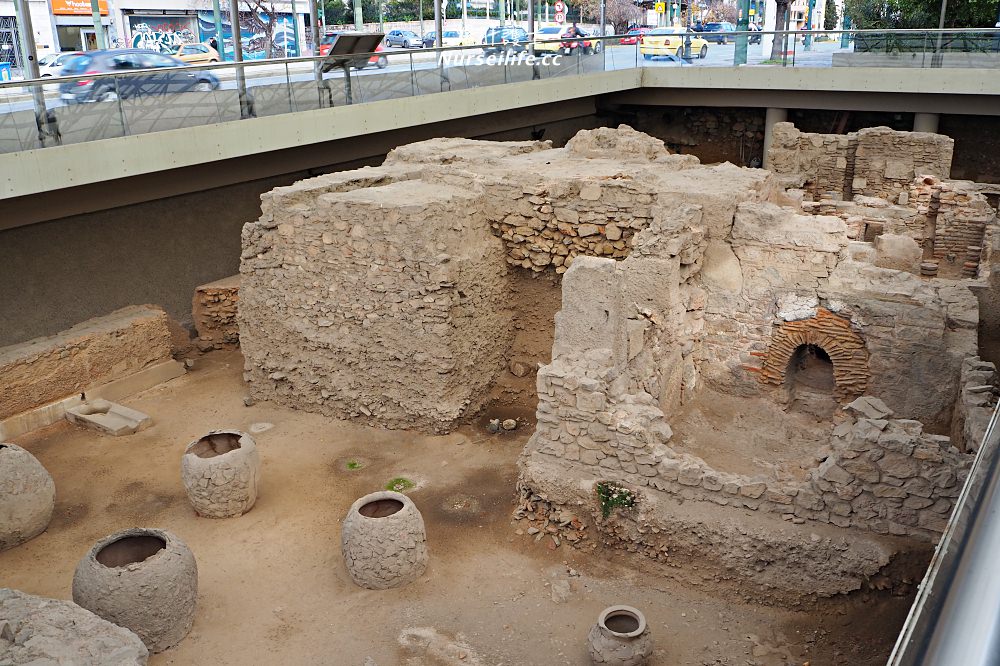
xmin=196 ymin=11 xmax=300 ymax=59
xmin=128 ymin=16 xmax=198 ymax=52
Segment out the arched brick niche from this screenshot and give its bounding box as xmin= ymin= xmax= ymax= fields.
xmin=759 ymin=308 xmax=869 ymax=401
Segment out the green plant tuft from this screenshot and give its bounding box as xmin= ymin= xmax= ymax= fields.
xmin=386 ymin=477 xmax=415 ymax=492
xmin=596 ymin=482 xmax=636 ymax=519
xmin=346 ymin=460 xmax=363 ymax=470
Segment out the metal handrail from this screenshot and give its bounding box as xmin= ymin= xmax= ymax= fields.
xmin=889 ymin=399 xmax=1000 ymax=665
xmin=1 ymin=28 xmax=997 ymax=89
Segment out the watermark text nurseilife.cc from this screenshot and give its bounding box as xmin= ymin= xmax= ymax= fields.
xmin=438 ymin=51 xmax=565 ymax=67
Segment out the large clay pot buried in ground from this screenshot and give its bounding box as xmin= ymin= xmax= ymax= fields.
xmin=0 ymin=443 xmax=56 ymax=551
xmin=181 ymin=429 xmax=260 ymax=518
xmin=587 ymin=605 xmax=654 ymax=666
xmin=341 ymin=490 xmax=429 ymax=589
xmin=72 ymin=527 xmax=198 ymax=653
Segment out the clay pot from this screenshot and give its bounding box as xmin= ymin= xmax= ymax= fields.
xmin=181 ymin=430 xmax=260 ymax=518
xmin=341 ymin=490 xmax=428 ymax=589
xmin=0 ymin=443 xmax=55 ymax=551
xmin=587 ymin=605 xmax=654 ymax=666
xmin=72 ymin=527 xmax=198 ymax=653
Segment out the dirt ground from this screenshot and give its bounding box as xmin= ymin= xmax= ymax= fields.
xmin=670 ymin=387 xmax=834 ymax=482
xmin=1 ymin=351 xmax=915 ymax=666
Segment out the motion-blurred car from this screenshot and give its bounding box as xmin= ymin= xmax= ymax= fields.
xmin=700 ymin=21 xmax=736 ymax=43
xmin=640 ymin=27 xmax=709 ymax=59
xmin=169 ymin=43 xmax=220 ymax=64
xmin=482 ymin=26 xmax=530 ymax=54
xmin=319 ymin=32 xmax=389 ymax=68
xmin=619 ymin=27 xmax=650 ymax=45
xmin=37 ymin=51 xmax=83 ymax=76
xmin=385 ymin=29 xmax=422 ymax=48
xmin=533 ymin=26 xmax=564 ymax=53
xmin=58 ymin=49 xmax=220 ymax=103
xmin=421 ymin=30 xmax=476 ymax=48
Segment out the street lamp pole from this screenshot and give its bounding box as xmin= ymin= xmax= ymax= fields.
xmin=354 ymin=0 xmax=363 ymax=30
xmin=12 ymin=0 xmax=56 ymax=146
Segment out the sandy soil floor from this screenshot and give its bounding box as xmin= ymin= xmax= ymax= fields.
xmin=669 ymin=387 xmax=834 ymax=482
xmin=1 ymin=351 xmax=914 ymax=665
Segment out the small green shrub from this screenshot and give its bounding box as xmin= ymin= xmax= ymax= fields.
xmin=596 ymin=482 xmax=636 ymax=519
xmin=386 ymin=477 xmax=415 ymax=492
xmin=346 ymin=460 xmax=364 ymax=470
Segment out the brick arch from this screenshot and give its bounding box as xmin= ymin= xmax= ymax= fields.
xmin=759 ymin=308 xmax=869 ymax=401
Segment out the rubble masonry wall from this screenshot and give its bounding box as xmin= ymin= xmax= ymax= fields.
xmin=0 ymin=306 xmax=174 ymax=420
xmin=239 ymin=177 xmax=514 ymax=432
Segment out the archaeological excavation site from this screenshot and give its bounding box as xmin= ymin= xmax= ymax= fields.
xmin=3 ymin=122 xmax=1000 ymax=665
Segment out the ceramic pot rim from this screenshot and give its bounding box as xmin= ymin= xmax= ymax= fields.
xmin=598 ymin=604 xmax=647 ymax=638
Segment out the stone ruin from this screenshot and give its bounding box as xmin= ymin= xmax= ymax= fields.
xmin=238 ymin=124 xmax=1000 ymax=600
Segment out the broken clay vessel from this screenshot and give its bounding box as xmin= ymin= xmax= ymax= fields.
xmin=181 ymin=429 xmax=260 ymax=518
xmin=587 ymin=605 xmax=653 ymax=666
xmin=0 ymin=443 xmax=56 ymax=551
xmin=341 ymin=490 xmax=428 ymax=589
xmin=72 ymin=527 xmax=198 ymax=653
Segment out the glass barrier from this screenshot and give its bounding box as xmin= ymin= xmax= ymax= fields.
xmin=0 ymin=29 xmax=997 ymax=155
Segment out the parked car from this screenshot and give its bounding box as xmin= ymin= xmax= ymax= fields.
xmin=38 ymin=51 xmax=83 ymax=77
xmin=700 ymin=21 xmax=736 ymax=44
xmin=58 ymin=49 xmax=220 ymax=103
xmin=169 ymin=43 xmax=220 ymax=64
xmin=533 ymin=26 xmax=564 ymax=53
xmin=385 ymin=30 xmax=422 ymax=48
xmin=319 ymin=32 xmax=389 ymax=68
xmin=482 ymin=26 xmax=529 ymax=54
xmin=620 ymin=27 xmax=651 ymax=45
xmin=640 ymin=27 xmax=709 ymax=59
xmin=561 ymin=28 xmax=601 ymax=55
xmin=422 ymin=30 xmax=476 ymax=48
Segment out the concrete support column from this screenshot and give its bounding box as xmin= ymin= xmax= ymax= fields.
xmin=913 ymin=112 xmax=940 ymax=133
xmin=762 ymin=107 xmax=787 ymax=170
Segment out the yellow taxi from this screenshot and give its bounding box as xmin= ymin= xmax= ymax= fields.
xmin=639 ymin=27 xmax=708 ymax=59
xmin=533 ymin=26 xmax=565 ymax=53
xmin=171 ymin=43 xmax=221 ymax=64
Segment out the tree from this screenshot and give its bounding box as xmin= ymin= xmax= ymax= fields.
xmin=824 ymin=0 xmax=838 ymax=29
xmin=843 ymin=0 xmax=998 ymax=28
xmin=769 ymin=0 xmax=789 ymax=59
xmin=576 ymin=0 xmax=642 ymax=34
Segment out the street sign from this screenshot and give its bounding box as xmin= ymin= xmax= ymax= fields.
xmin=554 ymin=10 xmax=565 ymax=22
xmin=554 ymin=1 xmax=565 ymax=12
xmin=654 ymin=2 xmax=666 ymax=12
xmin=748 ymin=7 xmax=755 ymax=14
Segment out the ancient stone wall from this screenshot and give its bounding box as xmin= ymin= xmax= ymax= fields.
xmin=700 ymin=203 xmax=849 ymax=396
xmin=767 ymin=122 xmax=855 ymax=198
xmin=240 ymin=177 xmax=514 ymax=433
xmin=192 ymin=275 xmax=240 ymax=351
xmin=853 ymin=127 xmax=954 ymax=199
xmin=767 ymin=123 xmax=954 ymax=201
xmin=951 ymin=356 xmax=999 ymax=452
xmin=0 ymin=306 xmax=174 ymax=420
xmin=527 ymin=308 xmax=970 ymax=541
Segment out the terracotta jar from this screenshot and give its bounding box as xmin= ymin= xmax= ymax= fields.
xmin=0 ymin=443 xmax=55 ymax=551
xmin=72 ymin=527 xmax=198 ymax=653
xmin=181 ymin=429 xmax=260 ymax=518
xmin=341 ymin=490 xmax=428 ymax=589
xmin=587 ymin=605 xmax=653 ymax=666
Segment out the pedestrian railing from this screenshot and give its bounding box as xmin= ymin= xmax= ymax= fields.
xmin=888 ymin=399 xmax=1000 ymax=665
xmin=0 ymin=28 xmax=997 ymax=155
